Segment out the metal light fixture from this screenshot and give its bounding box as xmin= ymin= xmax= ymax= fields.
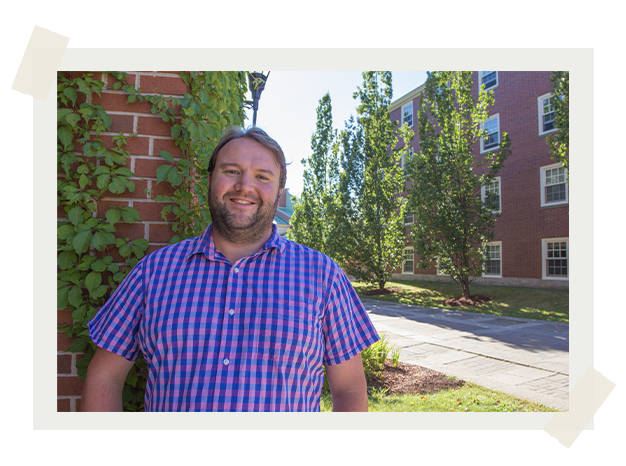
xmin=246 ymin=71 xmax=270 ymax=127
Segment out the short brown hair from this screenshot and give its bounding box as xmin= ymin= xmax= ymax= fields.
xmin=208 ymin=126 xmax=287 ymax=190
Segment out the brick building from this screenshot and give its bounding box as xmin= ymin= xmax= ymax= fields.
xmin=389 ymin=71 xmax=568 ymax=290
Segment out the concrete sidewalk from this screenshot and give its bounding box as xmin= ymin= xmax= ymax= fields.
xmin=362 ymin=298 xmax=569 ymax=411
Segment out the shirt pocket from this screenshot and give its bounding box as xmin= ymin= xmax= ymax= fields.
xmin=250 ymin=299 xmax=322 ymax=368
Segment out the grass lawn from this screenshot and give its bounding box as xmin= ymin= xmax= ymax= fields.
xmin=320 ymin=382 xmax=559 ymax=412
xmin=353 ymin=280 xmax=569 ymax=323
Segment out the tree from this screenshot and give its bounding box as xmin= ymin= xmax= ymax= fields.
xmin=547 ymin=71 xmax=569 ymax=172
xmin=406 ymin=71 xmax=511 ymax=299
xmin=288 ymin=93 xmax=338 ymax=254
xmin=329 ymin=72 xmax=413 ymax=290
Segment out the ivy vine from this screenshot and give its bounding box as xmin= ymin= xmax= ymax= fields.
xmin=58 ymin=71 xmax=248 ymax=411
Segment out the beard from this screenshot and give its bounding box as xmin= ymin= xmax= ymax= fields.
xmin=208 ymin=185 xmax=280 ymax=245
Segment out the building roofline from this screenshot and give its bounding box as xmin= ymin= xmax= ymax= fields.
xmin=389 ymin=82 xmax=426 ymax=112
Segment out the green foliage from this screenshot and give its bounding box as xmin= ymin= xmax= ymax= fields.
xmin=329 ymin=72 xmax=413 ymax=290
xmin=547 ymin=71 xmax=569 ymax=173
xmin=405 ymin=71 xmax=512 ymax=299
xmin=57 ymin=72 xmax=150 ymax=410
xmin=57 ymin=71 xmax=248 ymax=411
xmin=287 ymin=93 xmax=339 ymax=254
xmin=361 ymin=333 xmax=400 ymax=378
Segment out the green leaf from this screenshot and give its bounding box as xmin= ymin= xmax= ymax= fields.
xmin=94 ymin=165 xmax=111 ymax=176
xmin=159 ymin=150 xmax=174 ymax=163
xmin=57 ymin=250 xmax=78 ymax=270
xmin=65 ymin=112 xmax=81 ymax=127
xmin=65 ymin=338 xmax=88 ymax=353
xmin=168 ymin=167 xmax=183 ymax=186
xmin=58 ymin=126 xmax=73 ymax=150
xmin=105 ymin=208 xmax=121 ymax=225
xmin=109 ymin=176 xmax=127 ymax=194
xmin=171 ymin=125 xmax=181 ymax=139
xmin=63 ymin=87 xmax=77 ymax=105
xmin=91 ymin=284 xmax=108 ymax=300
xmin=57 ymin=284 xmax=70 ymax=309
xmin=68 ymin=285 xmax=84 ymax=308
xmin=57 ymin=224 xmax=76 ymax=240
xmin=90 ymin=231 xmax=108 ymax=251
xmin=67 ymin=206 xmax=84 ymax=226
xmin=121 ymin=207 xmax=141 ymax=223
xmin=85 ymin=271 xmax=102 ymax=292
xmin=97 ymin=173 xmax=111 ymax=190
xmin=79 ymin=173 xmax=90 ymax=190
xmin=72 ymin=230 xmax=93 ymax=254
xmin=156 ymin=164 xmax=172 ymax=183
xmin=57 ymin=108 xmax=73 ymax=122
xmin=113 ymin=167 xmax=134 ymax=177
xmin=76 ymin=255 xmax=96 ymax=271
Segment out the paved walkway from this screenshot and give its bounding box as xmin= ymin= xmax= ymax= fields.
xmin=362 ymin=298 xmax=569 ymax=411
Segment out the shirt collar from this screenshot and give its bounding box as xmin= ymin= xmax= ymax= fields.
xmin=186 ymin=223 xmax=286 ymax=262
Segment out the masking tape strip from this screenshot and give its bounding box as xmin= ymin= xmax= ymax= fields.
xmin=543 ymin=366 xmax=615 ymax=448
xmin=11 ymin=25 xmax=69 ymax=101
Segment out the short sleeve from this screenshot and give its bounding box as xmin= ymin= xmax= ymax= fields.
xmin=88 ymin=261 xmax=145 ymax=362
xmin=322 ymin=267 xmax=380 ymax=366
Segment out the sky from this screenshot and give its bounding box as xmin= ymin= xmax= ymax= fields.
xmin=243 ymin=71 xmax=428 ymax=198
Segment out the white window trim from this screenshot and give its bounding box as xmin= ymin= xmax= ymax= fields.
xmin=540 ymin=162 xmax=568 ymax=207
xmin=481 ymin=176 xmax=502 ymax=214
xmin=479 ymin=71 xmax=498 ymax=91
xmin=402 ymin=246 xmax=414 ymax=274
xmin=483 ymin=241 xmax=502 ymax=278
xmin=538 ymin=93 xmax=557 ymax=136
xmin=404 ymin=211 xmax=414 ymax=226
xmin=480 ymin=114 xmax=500 ymax=154
xmin=401 ymin=102 xmax=413 ymax=128
xmin=400 ymin=147 xmax=413 ymax=171
xmin=542 ymin=238 xmax=569 ymax=281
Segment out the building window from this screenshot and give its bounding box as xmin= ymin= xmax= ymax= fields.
xmin=541 ymin=163 xmax=568 ymax=207
xmin=481 ymin=114 xmax=500 ymax=153
xmin=400 ymin=147 xmax=414 ymax=171
xmin=538 ymin=93 xmax=556 ymax=136
xmin=542 ymin=238 xmax=568 ymax=280
xmin=479 ymin=71 xmax=498 ymax=90
xmin=481 ymin=177 xmax=501 ymax=213
xmin=484 ymin=242 xmax=502 ymax=277
xmin=401 ymin=102 xmax=413 ymax=127
xmin=404 ymin=211 xmax=414 ymax=225
xmin=402 ymin=247 xmax=414 ymax=274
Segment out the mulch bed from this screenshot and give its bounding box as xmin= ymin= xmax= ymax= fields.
xmin=443 ymin=295 xmax=492 ymax=307
xmin=367 ymin=360 xmax=464 ymax=396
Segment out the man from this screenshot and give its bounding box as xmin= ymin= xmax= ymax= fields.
xmin=83 ymin=126 xmax=380 ymax=412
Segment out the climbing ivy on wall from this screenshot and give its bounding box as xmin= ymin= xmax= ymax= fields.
xmin=57 ymin=71 xmax=248 ymax=411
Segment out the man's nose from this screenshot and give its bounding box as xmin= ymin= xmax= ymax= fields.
xmin=234 ymin=171 xmax=254 ymax=193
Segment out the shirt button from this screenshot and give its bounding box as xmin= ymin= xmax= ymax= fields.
xmin=229 ymin=309 xmax=235 ymax=315
xmin=234 ymin=267 xmax=239 ymax=273
xmin=223 ymin=358 xmax=230 ymax=365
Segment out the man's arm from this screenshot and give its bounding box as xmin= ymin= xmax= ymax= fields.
xmin=325 ymin=353 xmax=369 ymax=412
xmin=81 ymin=347 xmax=135 ymax=412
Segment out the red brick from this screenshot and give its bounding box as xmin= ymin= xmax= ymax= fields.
xmin=151 ymin=179 xmax=177 ymax=198
xmin=146 ymin=244 xmax=168 ymax=255
xmin=58 ymin=376 xmax=84 ymax=397
xmin=154 ymin=138 xmax=184 ymax=158
xmin=137 ymin=116 xmax=174 ymax=137
xmin=76 ymin=398 xmax=83 ymax=412
xmin=57 ymin=399 xmax=71 ymax=412
xmin=99 ymin=134 xmax=149 ymax=156
xmin=114 ymin=222 xmax=146 ymax=241
xmin=57 ymin=332 xmax=76 ymax=352
xmin=93 ymin=91 xmax=154 ymax=114
xmin=57 ymin=309 xmax=73 ymax=327
xmin=133 ymin=157 xmax=169 ymax=178
xmin=110 ymin=114 xmax=134 ymax=133
xmin=58 ymin=355 xmax=72 ymax=374
xmin=149 ymin=223 xmax=177 ymax=244
xmin=140 ymin=75 xmax=188 ymax=96
xmin=104 ymin=72 xmax=136 ymax=89
xmin=134 ymin=200 xmax=176 ymax=222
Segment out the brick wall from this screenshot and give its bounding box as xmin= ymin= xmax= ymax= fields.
xmin=57 ymin=72 xmax=188 ymax=411
xmin=392 ymin=72 xmax=569 ymax=286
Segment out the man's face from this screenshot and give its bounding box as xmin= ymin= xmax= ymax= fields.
xmin=208 ymin=137 xmax=281 ymax=244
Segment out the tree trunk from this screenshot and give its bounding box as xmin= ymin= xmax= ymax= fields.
xmin=378 ymin=280 xmax=385 ymax=290
xmin=460 ymin=279 xmax=471 ymax=299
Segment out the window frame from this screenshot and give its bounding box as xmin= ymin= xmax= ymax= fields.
xmin=400 ymin=147 xmax=414 ymax=171
xmin=401 ymin=102 xmax=413 ymax=128
xmin=479 ymin=71 xmax=498 ymax=91
xmin=538 ymin=93 xmax=557 ymax=136
xmin=480 ymin=114 xmax=500 ymax=153
xmin=404 ymin=211 xmax=414 ymax=226
xmin=402 ymin=246 xmax=415 ymax=274
xmin=540 ymin=163 xmax=568 ymax=207
xmin=483 ymin=241 xmax=502 ymax=278
xmin=481 ymin=176 xmax=502 ymax=214
xmin=542 ymin=238 xmax=569 ymax=281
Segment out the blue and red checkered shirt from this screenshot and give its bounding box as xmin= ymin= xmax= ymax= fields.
xmin=88 ymin=224 xmax=379 ymax=411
